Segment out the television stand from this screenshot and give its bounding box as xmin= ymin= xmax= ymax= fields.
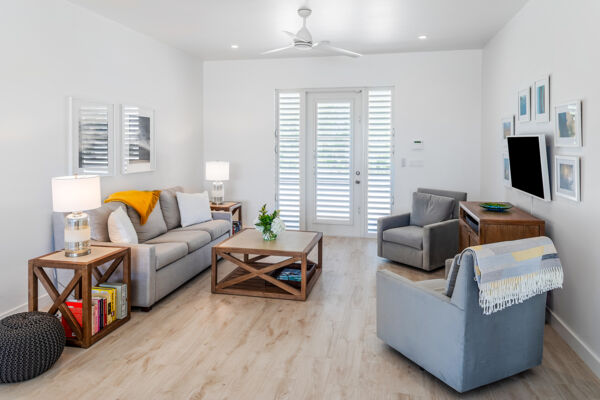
xmin=458 ymin=201 xmax=545 ymax=251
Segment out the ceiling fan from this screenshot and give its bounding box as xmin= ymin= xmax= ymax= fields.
xmin=262 ymin=8 xmax=362 ymax=58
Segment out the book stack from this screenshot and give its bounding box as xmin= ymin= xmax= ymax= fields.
xmin=61 ymin=282 xmax=128 ymax=338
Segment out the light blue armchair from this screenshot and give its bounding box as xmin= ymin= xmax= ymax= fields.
xmin=376 ymin=251 xmax=546 ymax=393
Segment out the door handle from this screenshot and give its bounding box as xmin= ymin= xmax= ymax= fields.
xmin=355 ymin=180 xmax=361 ymax=184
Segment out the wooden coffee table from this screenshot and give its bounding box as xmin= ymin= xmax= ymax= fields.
xmin=211 ymin=229 xmax=323 ymax=301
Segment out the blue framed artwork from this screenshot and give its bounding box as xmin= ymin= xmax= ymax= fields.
xmin=534 ymin=76 xmax=550 ymax=122
xmin=518 ymin=87 xmax=530 ymax=122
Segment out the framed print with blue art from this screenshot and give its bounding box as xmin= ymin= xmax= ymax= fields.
xmin=501 ymin=116 xmax=514 ymax=140
xmin=503 ymin=152 xmax=511 ymax=186
xmin=554 ymin=100 xmax=582 ymax=147
xmin=534 ymin=76 xmax=550 ymax=122
xmin=518 ymin=87 xmax=530 ymax=123
xmin=555 ymin=155 xmax=580 ymax=202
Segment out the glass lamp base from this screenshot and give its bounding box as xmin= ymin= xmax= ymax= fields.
xmin=211 ymin=181 xmax=225 ymax=204
xmin=64 ymin=212 xmax=91 ymax=257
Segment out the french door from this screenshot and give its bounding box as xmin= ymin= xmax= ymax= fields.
xmin=306 ymin=91 xmax=363 ymax=236
xmin=276 ymin=88 xmax=394 ymax=237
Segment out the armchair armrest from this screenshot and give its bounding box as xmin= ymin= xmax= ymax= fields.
xmin=423 ymin=219 xmax=459 ymax=270
xmin=377 ymin=213 xmax=410 ymax=256
xmin=91 ymin=240 xmax=157 ymax=308
xmin=376 ymin=268 xmax=464 ymax=349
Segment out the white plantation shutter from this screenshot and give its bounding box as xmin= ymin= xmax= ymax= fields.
xmin=276 ymin=92 xmax=301 ymax=230
xmin=366 ymin=89 xmax=394 ymax=233
xmin=315 ymin=101 xmax=352 ymax=222
xmin=70 ymin=99 xmax=114 ymax=176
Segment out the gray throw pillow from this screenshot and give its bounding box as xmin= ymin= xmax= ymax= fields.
xmin=409 ymin=192 xmax=455 ymax=227
xmin=160 ymin=186 xmax=184 ymax=230
xmin=445 ymin=254 xmax=461 ymax=297
xmin=127 ymin=199 xmax=168 ymax=242
xmin=87 ymin=202 xmax=125 ymax=242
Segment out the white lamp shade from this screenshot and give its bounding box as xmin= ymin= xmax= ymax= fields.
xmin=205 ymin=161 xmax=229 ymax=181
xmin=52 ymin=175 xmax=101 ymax=212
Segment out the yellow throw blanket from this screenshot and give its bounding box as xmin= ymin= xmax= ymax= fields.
xmin=105 ymin=190 xmax=161 ymax=225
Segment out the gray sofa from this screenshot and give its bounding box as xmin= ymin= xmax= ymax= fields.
xmin=376 ymin=251 xmax=546 ymax=393
xmin=377 ymin=188 xmax=467 ymax=271
xmin=52 ymin=186 xmax=231 ymax=309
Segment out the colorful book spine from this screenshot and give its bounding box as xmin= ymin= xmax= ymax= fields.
xmin=61 ymin=300 xmax=99 ymax=337
xmin=99 ymin=282 xmax=128 ymax=319
xmin=92 ymin=287 xmax=116 ymax=324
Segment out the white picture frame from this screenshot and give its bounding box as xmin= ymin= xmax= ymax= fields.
xmin=120 ymin=104 xmax=156 ymax=174
xmin=518 ymin=87 xmax=531 ymax=122
xmin=555 ymin=155 xmax=580 ymax=202
xmin=501 ymin=116 xmax=515 ymax=140
xmin=554 ymin=100 xmax=582 ymax=147
xmin=534 ymin=75 xmax=550 ymax=123
xmin=503 ymin=152 xmax=511 ymax=186
xmin=68 ymin=97 xmax=115 ymax=176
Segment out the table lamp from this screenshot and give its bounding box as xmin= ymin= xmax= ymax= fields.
xmin=205 ymin=161 xmax=229 ymax=204
xmin=51 ymin=175 xmax=101 ymax=257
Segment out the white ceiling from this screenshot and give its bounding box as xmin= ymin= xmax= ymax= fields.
xmin=68 ymin=0 xmax=528 ymax=60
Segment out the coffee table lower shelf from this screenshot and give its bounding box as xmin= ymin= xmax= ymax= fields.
xmin=216 ymin=264 xmax=321 ymax=300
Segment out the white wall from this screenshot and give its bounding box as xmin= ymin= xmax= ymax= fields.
xmin=0 ymin=0 xmax=203 ymax=316
xmin=203 ymin=51 xmax=482 ymax=228
xmin=481 ymin=0 xmax=600 ymax=376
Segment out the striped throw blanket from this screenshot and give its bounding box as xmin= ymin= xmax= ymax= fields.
xmin=460 ymin=236 xmax=563 ymax=315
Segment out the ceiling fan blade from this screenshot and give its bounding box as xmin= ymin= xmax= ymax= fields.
xmin=313 ymin=41 xmax=361 ymax=58
xmin=261 ymin=45 xmax=294 ymax=55
xmin=282 ymin=30 xmax=300 ymax=41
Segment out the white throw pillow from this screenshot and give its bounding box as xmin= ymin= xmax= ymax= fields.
xmin=107 ymin=206 xmax=138 ymax=244
xmin=176 ymin=191 xmax=212 ymax=227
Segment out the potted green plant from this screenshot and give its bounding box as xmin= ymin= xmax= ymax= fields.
xmin=254 ymin=204 xmax=286 ymax=241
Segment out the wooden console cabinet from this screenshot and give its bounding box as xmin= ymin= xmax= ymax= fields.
xmin=458 ymin=201 xmax=545 ymax=251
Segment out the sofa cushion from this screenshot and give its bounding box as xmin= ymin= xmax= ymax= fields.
xmin=410 ymin=192 xmax=455 ymax=227
xmin=145 ymin=230 xmax=211 ymax=253
xmin=174 ymin=219 xmax=230 ymax=240
xmin=127 ymin=199 xmax=168 ymax=242
xmin=382 ymin=226 xmax=424 ymax=250
xmin=160 ymin=186 xmax=183 ymax=230
xmin=107 ymin=206 xmax=138 ymax=244
xmin=176 ymin=191 xmax=212 ymax=227
xmin=153 ymin=242 xmax=188 ymax=271
xmin=85 ymin=201 xmax=124 ymax=242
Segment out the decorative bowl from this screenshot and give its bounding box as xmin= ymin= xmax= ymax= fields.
xmin=479 ymin=202 xmax=513 ymax=212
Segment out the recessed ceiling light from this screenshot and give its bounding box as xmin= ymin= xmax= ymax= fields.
xmin=418 ymin=35 xmax=427 ymax=40
xmin=231 ymin=44 xmax=239 ymax=49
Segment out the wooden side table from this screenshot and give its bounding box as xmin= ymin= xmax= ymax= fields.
xmin=210 ymin=201 xmax=242 ymax=235
xmin=28 ymin=245 xmax=131 ymax=348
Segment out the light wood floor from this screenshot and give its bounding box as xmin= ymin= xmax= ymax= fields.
xmin=2 ymin=237 xmax=600 ymax=399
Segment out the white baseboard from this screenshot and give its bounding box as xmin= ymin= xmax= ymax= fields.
xmin=547 ymin=307 xmax=600 ymax=379
xmin=0 ymin=294 xmax=52 ymax=319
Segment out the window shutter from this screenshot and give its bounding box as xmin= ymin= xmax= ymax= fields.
xmin=315 ymin=101 xmax=352 ymax=222
xmin=71 ymin=99 xmax=114 ymax=176
xmin=277 ymin=92 xmax=301 ymax=230
xmin=366 ymin=89 xmax=394 ymax=233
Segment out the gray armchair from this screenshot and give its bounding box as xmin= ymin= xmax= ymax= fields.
xmin=376 ymin=250 xmax=546 ymax=393
xmin=377 ymin=188 xmax=467 ymax=271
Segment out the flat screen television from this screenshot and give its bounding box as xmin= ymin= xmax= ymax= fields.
xmin=507 ymin=135 xmax=552 ymax=201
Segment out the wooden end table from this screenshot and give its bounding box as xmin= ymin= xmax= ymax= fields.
xmin=28 ymin=245 xmax=131 ymax=348
xmin=212 ymin=229 xmax=323 ymax=301
xmin=210 ymin=201 xmax=242 ymax=235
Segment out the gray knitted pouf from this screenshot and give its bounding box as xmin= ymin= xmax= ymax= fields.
xmin=0 ymin=312 xmax=65 ymax=383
